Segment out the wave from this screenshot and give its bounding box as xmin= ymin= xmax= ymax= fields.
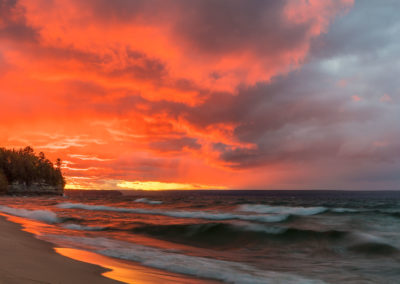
xmin=57 ymin=202 xmax=289 ymax=223
xmin=238 ymin=204 xmax=328 ymax=216
xmin=62 ymin=224 xmax=107 ymax=231
xmin=132 ymin=222 xmax=399 ymax=255
xmin=131 ymin=222 xmax=286 ymax=247
xmin=48 ymin=235 xmax=325 ymax=284
xmin=134 ymin=198 xmax=162 ymax=205
xmin=0 ymin=205 xmax=60 ymax=223
xmin=330 ymin=208 xmax=360 ymax=213
xmin=349 ymin=242 xmax=398 ymax=255
xmin=332 ymin=208 xmax=400 ymax=218
xmin=369 ymin=209 xmax=400 ymax=218
xmin=346 ymin=232 xmax=399 ymax=255
xmin=131 ymin=221 xmax=399 ymax=255
xmin=131 ymin=222 xmax=348 ymax=247
xmin=388 ymin=212 xmax=400 ymax=218
xmin=239 ymin=204 xmax=367 ymax=215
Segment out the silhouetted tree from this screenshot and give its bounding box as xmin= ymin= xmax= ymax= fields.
xmin=0 ymin=170 xmax=7 ymax=193
xmin=0 ymin=147 xmax=65 ymax=188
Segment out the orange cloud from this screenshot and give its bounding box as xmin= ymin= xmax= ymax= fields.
xmin=0 ymin=0 xmax=356 ymax=190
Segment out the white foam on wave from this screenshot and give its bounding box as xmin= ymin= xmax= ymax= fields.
xmin=134 ymin=198 xmax=162 ymax=205
xmin=0 ymin=205 xmax=60 ymax=223
xmin=347 ymin=231 xmax=396 ymax=246
xmin=57 ymin=202 xmax=289 ymax=223
xmin=158 ymin=210 xmax=289 ymax=223
xmin=62 ymin=224 xmax=106 ymax=231
xmin=238 ymin=204 xmax=328 ymax=216
xmin=49 ymin=235 xmax=324 ymax=284
xmin=330 ymin=208 xmax=360 ymax=213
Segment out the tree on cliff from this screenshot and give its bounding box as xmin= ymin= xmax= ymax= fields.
xmin=0 ymin=147 xmax=65 ymax=188
xmin=0 ymin=170 xmax=7 ymax=194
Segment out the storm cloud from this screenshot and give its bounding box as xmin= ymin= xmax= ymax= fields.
xmin=1 ymin=0 xmax=399 ymax=190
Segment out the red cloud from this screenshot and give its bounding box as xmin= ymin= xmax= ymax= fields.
xmin=0 ymin=0 xmax=360 ymax=189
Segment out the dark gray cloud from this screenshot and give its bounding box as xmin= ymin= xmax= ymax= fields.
xmin=0 ymin=0 xmax=38 ymax=42
xmin=309 ymin=0 xmax=400 ymax=100
xmin=149 ymin=137 xmax=201 ymax=153
xmin=89 ymin=66 xmax=378 ymax=168
xmin=77 ymin=0 xmax=400 ymax=190
xmin=78 ymin=0 xmax=314 ymax=58
xmin=173 ymin=0 xmax=308 ymax=56
xmin=108 ymin=48 xmax=168 ymax=82
xmin=3 ymin=0 xmax=397 ymax=189
xmin=310 ymin=0 xmax=400 ymax=59
xmin=79 ymin=0 xmax=159 ymax=22
xmin=86 ymin=63 xmax=395 ymax=174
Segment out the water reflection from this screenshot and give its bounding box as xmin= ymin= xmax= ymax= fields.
xmin=56 ymin=247 xmax=209 ymax=284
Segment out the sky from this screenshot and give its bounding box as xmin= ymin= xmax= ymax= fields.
xmin=0 ymin=0 xmax=399 ymax=190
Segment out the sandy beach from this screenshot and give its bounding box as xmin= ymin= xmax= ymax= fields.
xmin=0 ymin=216 xmax=121 ymax=284
xmin=0 ymin=213 xmax=218 ymax=284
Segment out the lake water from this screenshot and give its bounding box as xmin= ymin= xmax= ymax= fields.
xmin=1 ymin=190 xmax=400 ymax=283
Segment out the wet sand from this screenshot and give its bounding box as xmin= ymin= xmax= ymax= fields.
xmin=0 ymin=215 xmax=218 ymax=284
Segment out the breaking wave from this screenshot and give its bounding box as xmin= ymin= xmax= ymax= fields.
xmin=239 ymin=204 xmax=367 ymax=215
xmin=134 ymin=198 xmax=162 ymax=205
xmin=131 ymin=222 xmax=348 ymax=247
xmin=0 ymin=205 xmax=60 ymax=223
xmin=57 ymin=202 xmax=289 ymax=223
xmin=49 ymin=235 xmax=325 ymax=284
xmin=62 ymin=224 xmax=107 ymax=231
xmin=130 ymin=221 xmax=400 ymax=255
xmin=330 ymin=208 xmax=360 ymax=213
xmin=346 ymin=232 xmax=399 ymax=255
xmin=238 ymin=204 xmax=328 ymax=215
xmin=348 ymin=242 xmax=398 ymax=255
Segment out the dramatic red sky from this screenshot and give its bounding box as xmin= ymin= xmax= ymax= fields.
xmin=1 ymin=0 xmax=399 ymax=190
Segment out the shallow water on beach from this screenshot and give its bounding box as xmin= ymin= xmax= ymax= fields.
xmin=1 ymin=190 xmax=400 ymax=283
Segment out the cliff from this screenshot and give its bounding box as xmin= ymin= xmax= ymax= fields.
xmin=7 ymin=182 xmax=63 ymax=196
xmin=0 ymin=147 xmax=65 ymax=196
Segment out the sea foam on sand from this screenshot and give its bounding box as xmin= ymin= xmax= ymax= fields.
xmin=0 ymin=205 xmax=60 ymax=223
xmin=49 ymin=234 xmax=326 ymax=284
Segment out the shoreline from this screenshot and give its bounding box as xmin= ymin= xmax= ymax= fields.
xmin=0 ymin=214 xmax=217 ymax=284
xmin=0 ymin=215 xmax=121 ymax=284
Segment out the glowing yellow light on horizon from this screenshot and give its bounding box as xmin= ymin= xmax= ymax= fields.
xmin=65 ymin=184 xmax=87 ymax=190
xmin=116 ymin=181 xmax=227 ymax=191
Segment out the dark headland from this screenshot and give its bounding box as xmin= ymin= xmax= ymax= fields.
xmin=0 ymin=147 xmax=65 ymax=195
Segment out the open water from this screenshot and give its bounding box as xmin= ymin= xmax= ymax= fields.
xmin=1 ymin=190 xmax=400 ymax=283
